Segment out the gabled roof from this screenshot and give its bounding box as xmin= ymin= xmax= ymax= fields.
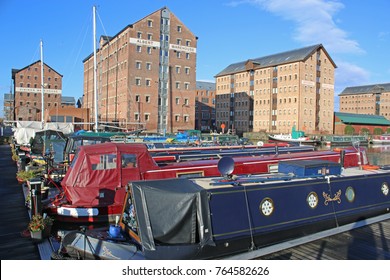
xmin=215 ymin=44 xmax=336 ymax=77
xmin=339 ymin=83 xmax=390 ymax=96
xmin=335 ymin=112 xmax=390 ymax=125
xmin=12 ymin=60 xmax=62 ymax=77
xmin=61 ymin=96 xmax=76 ymax=104
xmin=83 ymin=6 xmax=197 ymax=63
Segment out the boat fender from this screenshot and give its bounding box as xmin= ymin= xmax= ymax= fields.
xmin=362 ymin=165 xmax=380 ymax=170
xmin=257 ymin=141 xmax=264 ymax=147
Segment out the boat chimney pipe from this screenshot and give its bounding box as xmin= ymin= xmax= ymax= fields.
xmin=340 ymin=150 xmax=345 ymax=168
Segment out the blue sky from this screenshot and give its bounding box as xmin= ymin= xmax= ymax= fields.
xmin=0 ymin=0 xmax=389 ymax=118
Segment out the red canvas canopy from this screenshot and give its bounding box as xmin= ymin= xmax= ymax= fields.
xmin=61 ymin=143 xmax=158 ymax=207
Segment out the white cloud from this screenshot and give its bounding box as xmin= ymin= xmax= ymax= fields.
xmin=333 ymin=60 xmax=369 ymax=111
xmin=333 ymin=61 xmax=369 ymax=111
xmin=334 ymin=60 xmax=370 ymax=93
xmin=230 ymin=0 xmax=364 ymax=55
xmin=228 ymin=0 xmax=372 ymax=111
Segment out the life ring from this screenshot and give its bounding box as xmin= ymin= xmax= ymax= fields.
xmin=361 ymin=165 xmax=380 ymax=170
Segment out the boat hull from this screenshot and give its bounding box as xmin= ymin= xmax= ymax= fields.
xmin=45 ymin=148 xmax=365 ymax=223
xmin=371 ymin=139 xmax=390 ymax=145
xmin=58 ymin=163 xmax=390 ymax=260
xmin=203 ymin=170 xmax=390 ymax=259
xmin=322 ymin=135 xmax=369 ymax=146
xmin=268 ymin=134 xmax=319 ymax=145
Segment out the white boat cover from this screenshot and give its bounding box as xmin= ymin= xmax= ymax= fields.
xmin=13 ymin=121 xmax=74 ymax=144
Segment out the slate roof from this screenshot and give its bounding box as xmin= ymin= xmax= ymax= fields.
xmin=11 ymin=60 xmax=62 ymax=78
xmin=339 ymin=83 xmax=390 ymax=96
xmin=83 ymin=7 xmax=197 ymax=63
xmin=196 ymin=81 xmax=215 ymax=90
xmin=215 ymin=44 xmax=336 ymax=77
xmin=61 ymin=96 xmax=75 ymax=105
xmin=335 ymin=112 xmax=390 ymax=125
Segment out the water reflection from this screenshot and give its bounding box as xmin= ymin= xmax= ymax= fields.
xmin=365 ymin=145 xmax=390 ymax=165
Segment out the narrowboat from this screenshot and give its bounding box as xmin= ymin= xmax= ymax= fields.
xmin=321 ymin=135 xmax=369 ymax=146
xmin=54 ymin=158 xmax=390 ymax=260
xmin=371 ymin=134 xmax=390 ymax=145
xmin=268 ymin=126 xmax=320 ymax=145
xmin=43 ymin=143 xmax=366 ymax=223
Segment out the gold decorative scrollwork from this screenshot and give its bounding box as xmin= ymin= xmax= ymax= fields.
xmin=102 ymin=246 xmax=120 ymax=259
xmin=323 ymin=189 xmax=342 ymax=205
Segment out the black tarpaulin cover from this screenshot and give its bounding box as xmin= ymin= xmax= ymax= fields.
xmin=130 ymin=178 xmax=214 ymax=251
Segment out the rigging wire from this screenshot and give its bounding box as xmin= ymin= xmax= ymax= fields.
xmin=29 ymin=42 xmax=41 ymax=65
xmin=95 ymin=9 xmax=138 ymax=129
xmin=62 ymin=12 xmax=93 ymax=93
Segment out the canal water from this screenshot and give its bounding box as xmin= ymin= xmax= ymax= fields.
xmin=364 ymin=145 xmax=390 ymax=165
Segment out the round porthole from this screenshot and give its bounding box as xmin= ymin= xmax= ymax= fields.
xmin=382 ymin=182 xmax=389 ymax=196
xmin=260 ymin=198 xmax=274 ymax=216
xmin=345 ymin=186 xmax=355 ymax=202
xmin=307 ymin=192 xmax=318 ymax=209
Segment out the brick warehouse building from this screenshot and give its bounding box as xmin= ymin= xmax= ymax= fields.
xmin=11 ymin=60 xmax=62 ymax=122
xmin=83 ymin=7 xmax=197 ymax=133
xmin=195 ymin=81 xmax=216 ymax=132
xmin=339 ymin=83 xmax=390 ymax=119
xmin=215 ymin=44 xmax=336 ymax=135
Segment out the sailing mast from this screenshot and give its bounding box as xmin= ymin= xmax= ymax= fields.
xmin=93 ymin=6 xmax=99 ymax=132
xmin=40 ymin=39 xmax=44 ymax=129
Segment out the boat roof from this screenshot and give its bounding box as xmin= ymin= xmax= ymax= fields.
xmin=77 ymin=142 xmax=148 ymax=154
xmin=133 ymin=164 xmax=389 ymax=193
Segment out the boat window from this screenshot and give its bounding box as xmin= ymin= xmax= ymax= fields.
xmin=177 ymin=171 xmax=204 ymax=178
xmin=121 ymin=154 xmax=137 ymax=168
xmin=72 ymin=139 xmax=82 ymax=152
xmin=83 ymin=139 xmax=105 ymax=146
xmin=90 ymin=154 xmax=117 ymax=170
xmin=268 ymin=164 xmax=278 ymax=173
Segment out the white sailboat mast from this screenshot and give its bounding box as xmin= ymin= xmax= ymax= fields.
xmin=93 ymin=5 xmax=99 ymax=132
xmin=40 ymin=39 xmax=44 ymax=129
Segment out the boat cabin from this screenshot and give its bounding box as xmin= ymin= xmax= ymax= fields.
xmin=118 ymin=159 xmax=390 ymax=259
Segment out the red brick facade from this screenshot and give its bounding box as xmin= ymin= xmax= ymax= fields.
xmin=12 ymin=61 xmax=63 ymax=122
xmin=83 ymin=7 xmax=197 ymax=133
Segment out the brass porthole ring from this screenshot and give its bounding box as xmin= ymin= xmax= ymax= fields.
xmin=381 ymin=182 xmax=389 ymax=196
xmin=345 ymin=186 xmax=355 ymax=202
xmin=307 ymin=192 xmax=318 ymax=209
xmin=260 ymin=197 xmax=274 ymax=216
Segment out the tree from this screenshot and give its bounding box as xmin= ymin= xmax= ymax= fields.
xmin=360 ymin=128 xmax=370 ymax=135
xmin=373 ymin=127 xmax=384 ymax=135
xmin=344 ymin=125 xmax=355 ymax=135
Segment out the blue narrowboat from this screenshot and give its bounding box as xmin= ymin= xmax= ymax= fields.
xmin=56 ymin=159 xmax=390 ymax=260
